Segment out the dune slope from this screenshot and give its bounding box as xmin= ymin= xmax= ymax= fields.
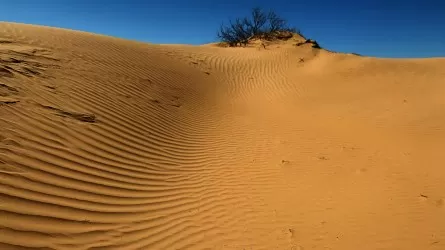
xmin=0 ymin=22 xmax=444 ymax=250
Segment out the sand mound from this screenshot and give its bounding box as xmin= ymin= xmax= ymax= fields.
xmin=1 ymin=22 xmax=445 ymax=249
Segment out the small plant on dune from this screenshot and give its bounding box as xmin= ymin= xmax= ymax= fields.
xmin=296 ymin=39 xmax=322 ymax=49
xmin=217 ymin=7 xmax=301 ymax=47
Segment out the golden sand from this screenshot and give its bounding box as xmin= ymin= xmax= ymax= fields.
xmin=0 ymin=22 xmax=444 ymax=249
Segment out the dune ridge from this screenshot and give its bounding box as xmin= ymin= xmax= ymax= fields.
xmin=1 ymin=22 xmax=444 ymax=249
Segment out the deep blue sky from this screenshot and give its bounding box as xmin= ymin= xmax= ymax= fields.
xmin=1 ymin=0 xmax=444 ymax=58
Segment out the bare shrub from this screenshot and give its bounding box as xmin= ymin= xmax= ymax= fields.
xmin=217 ymin=7 xmax=300 ymax=47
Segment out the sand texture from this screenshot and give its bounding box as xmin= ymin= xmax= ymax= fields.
xmin=0 ymin=22 xmax=445 ymax=249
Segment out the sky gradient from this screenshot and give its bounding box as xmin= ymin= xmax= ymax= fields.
xmin=1 ymin=0 xmax=444 ymax=58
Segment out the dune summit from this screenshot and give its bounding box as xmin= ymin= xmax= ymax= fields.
xmin=0 ymin=22 xmax=444 ymax=250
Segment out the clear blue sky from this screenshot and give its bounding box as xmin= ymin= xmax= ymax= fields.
xmin=1 ymin=0 xmax=444 ymax=58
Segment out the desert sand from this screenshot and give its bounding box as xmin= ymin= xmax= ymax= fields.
xmin=0 ymin=22 xmax=444 ymax=250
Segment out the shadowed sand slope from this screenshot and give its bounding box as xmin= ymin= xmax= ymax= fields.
xmin=0 ymin=22 xmax=445 ymax=250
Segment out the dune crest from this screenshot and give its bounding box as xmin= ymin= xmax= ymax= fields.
xmin=1 ymin=22 xmax=444 ymax=249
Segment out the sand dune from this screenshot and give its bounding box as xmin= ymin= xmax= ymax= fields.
xmin=0 ymin=22 xmax=444 ymax=249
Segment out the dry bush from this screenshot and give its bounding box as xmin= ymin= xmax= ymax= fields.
xmin=217 ymin=7 xmax=301 ymax=47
